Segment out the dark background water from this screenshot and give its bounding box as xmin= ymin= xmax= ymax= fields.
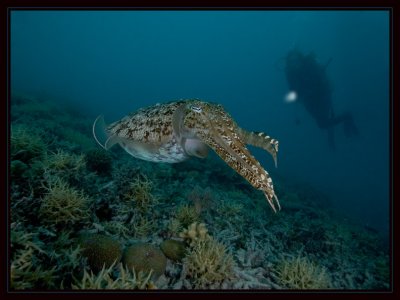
xmin=10 ymin=10 xmax=389 ymax=234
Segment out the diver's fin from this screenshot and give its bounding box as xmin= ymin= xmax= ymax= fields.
xmin=237 ymin=127 xmax=279 ymax=167
xmin=327 ymin=127 xmax=336 ymax=150
xmin=343 ymin=113 xmax=360 ymax=137
xmin=324 ymin=58 xmax=333 ymax=70
xmin=92 ymin=115 xmax=119 ymax=150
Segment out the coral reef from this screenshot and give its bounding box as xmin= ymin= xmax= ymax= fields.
xmin=275 ymin=254 xmax=331 ymax=289
xmin=80 ymin=234 xmax=122 ymax=273
xmin=182 ymin=233 xmax=235 ymax=289
xmin=160 ymin=239 xmax=187 ymax=262
xmin=187 ymin=186 xmax=214 ymax=214
xmin=123 ymin=175 xmax=158 ymax=212
xmin=167 ymin=218 xmax=183 ymax=237
xmin=179 ymin=222 xmax=210 ymax=246
xmin=85 ymin=149 xmax=113 ymax=175
xmin=41 ymin=150 xmax=86 ymax=185
xmin=8 ymin=93 xmax=390 ymax=290
xmin=39 ymin=177 xmax=90 ymax=226
xmin=175 ymin=204 xmax=200 ymax=228
xmin=42 ymin=150 xmax=86 ymax=173
xmin=122 ymin=243 xmax=167 ymax=280
xmin=72 ymin=262 xmax=155 ymax=289
xmin=11 ymin=125 xmax=46 ymax=163
xmin=10 ymin=160 xmax=29 ymax=181
xmin=10 ymin=226 xmax=57 ymax=289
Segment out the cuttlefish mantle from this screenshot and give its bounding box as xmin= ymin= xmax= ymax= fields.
xmin=93 ymin=99 xmax=280 ymax=212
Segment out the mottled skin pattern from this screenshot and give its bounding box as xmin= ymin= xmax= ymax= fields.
xmin=93 ymin=99 xmax=280 ymax=212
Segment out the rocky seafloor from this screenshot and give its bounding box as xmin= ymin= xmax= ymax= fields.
xmin=9 ymin=93 xmax=390 ymax=291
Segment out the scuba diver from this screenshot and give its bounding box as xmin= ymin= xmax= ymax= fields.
xmin=284 ymin=49 xmax=359 ymax=150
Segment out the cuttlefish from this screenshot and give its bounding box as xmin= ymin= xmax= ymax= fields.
xmin=93 ymin=100 xmax=281 ymax=212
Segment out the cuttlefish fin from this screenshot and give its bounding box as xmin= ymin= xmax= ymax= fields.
xmin=92 ymin=115 xmax=120 ymax=150
xmin=237 ymin=128 xmax=279 ymax=168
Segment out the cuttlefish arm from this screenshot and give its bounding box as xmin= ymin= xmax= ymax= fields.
xmin=184 ymin=102 xmax=280 ymax=212
xmin=237 ymin=128 xmax=279 ymax=168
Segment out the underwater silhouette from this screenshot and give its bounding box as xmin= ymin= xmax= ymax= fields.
xmin=284 ymin=49 xmax=359 ymax=149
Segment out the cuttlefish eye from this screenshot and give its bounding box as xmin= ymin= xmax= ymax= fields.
xmin=190 ymin=105 xmax=202 ymax=113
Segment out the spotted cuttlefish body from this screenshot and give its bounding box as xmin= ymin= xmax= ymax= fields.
xmin=93 ymin=100 xmax=280 ymax=212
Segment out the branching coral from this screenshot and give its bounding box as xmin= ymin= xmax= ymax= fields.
xmin=39 ymin=177 xmax=90 ymax=226
xmin=123 ymin=175 xmax=157 ymax=212
xmin=179 ymin=222 xmax=210 ymax=246
xmin=10 ymin=227 xmax=57 ymax=289
xmin=129 ymin=215 xmax=155 ymax=238
xmin=176 ymin=205 xmax=200 ymax=228
xmin=72 ymin=262 xmax=155 ymax=289
xmin=41 ymin=150 xmax=86 ymax=184
xmin=11 ymin=125 xmax=46 ymax=163
xmin=187 ymin=186 xmax=214 ymax=214
xmin=182 ymin=234 xmax=235 ymax=289
xmin=103 ymin=221 xmax=131 ymax=239
xmin=167 ymin=218 xmax=183 ymax=237
xmin=42 ymin=150 xmax=86 ymax=172
xmin=275 ymin=254 xmax=331 ymax=289
xmin=85 ymin=149 xmax=113 ymax=175
xmin=11 ymin=252 xmax=58 ymax=290
xmin=216 ymin=200 xmax=244 ymax=219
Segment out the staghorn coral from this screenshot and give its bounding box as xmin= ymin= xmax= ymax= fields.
xmin=175 ymin=204 xmax=200 ymax=228
xmin=11 ymin=125 xmax=46 ymax=163
xmin=80 ymin=234 xmax=122 ymax=273
xmin=129 ymin=215 xmax=155 ymax=238
xmin=103 ymin=221 xmax=131 ymax=239
xmin=275 ymin=254 xmax=331 ymax=289
xmin=122 ymin=243 xmax=167 ymax=280
xmin=10 ymin=160 xmax=29 ymax=180
xmin=187 ymin=186 xmax=214 ymax=214
xmin=39 ymin=177 xmax=90 ymax=226
xmin=40 ymin=150 xmax=86 ymax=184
xmin=167 ymin=218 xmax=183 ymax=237
xmin=182 ymin=235 xmax=235 ymax=289
xmin=123 ymin=175 xmax=158 ymax=212
xmin=10 ymin=227 xmax=57 ymax=289
xmin=216 ymin=200 xmax=244 ymax=219
xmin=72 ymin=262 xmax=156 ymax=289
xmin=11 ymin=251 xmax=58 ymax=290
xmin=42 ymin=150 xmax=86 ymax=173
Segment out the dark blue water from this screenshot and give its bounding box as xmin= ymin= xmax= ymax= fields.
xmin=11 ymin=10 xmax=389 ymax=234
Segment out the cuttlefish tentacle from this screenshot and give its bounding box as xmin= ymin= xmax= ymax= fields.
xmin=93 ymin=99 xmax=280 ymax=212
xmin=182 ymin=101 xmax=280 ymax=212
xmin=236 ymin=128 xmax=279 ymax=168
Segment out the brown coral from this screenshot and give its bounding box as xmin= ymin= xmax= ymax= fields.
xmin=80 ymin=234 xmax=122 ymax=273
xmin=160 ymin=239 xmax=187 ymax=262
xmin=122 ymin=243 xmax=166 ymax=280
